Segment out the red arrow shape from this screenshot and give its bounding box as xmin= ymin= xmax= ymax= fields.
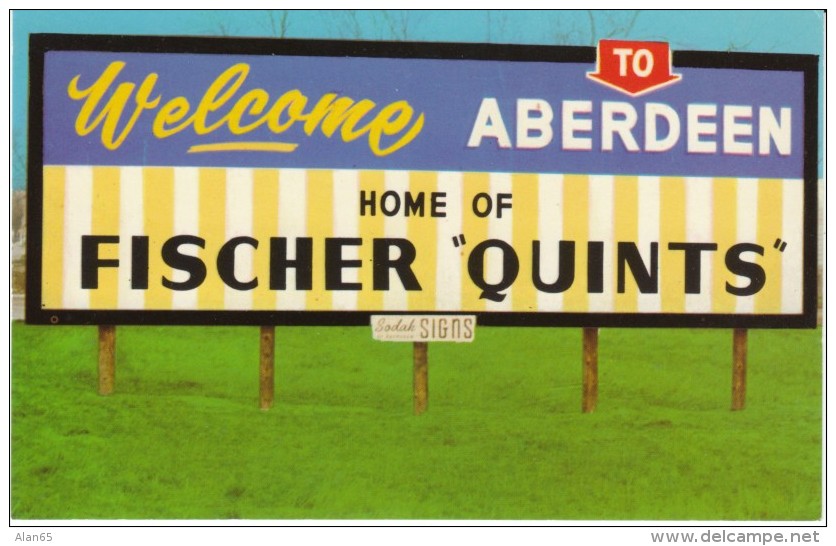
xmin=587 ymin=39 xmax=681 ymax=97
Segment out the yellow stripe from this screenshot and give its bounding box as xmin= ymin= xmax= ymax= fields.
xmin=461 ymin=172 xmax=490 ymax=312
xmin=660 ymin=177 xmax=686 ymax=313
xmin=306 ymin=170 xmax=333 ymax=310
xmin=756 ymin=178 xmax=783 ymax=313
xmin=407 ymin=171 xmax=438 ymax=311
xmin=613 ymin=176 xmax=639 ymax=313
xmin=89 ymin=167 xmax=121 ymax=310
xmin=252 ymin=169 xmax=279 ymax=310
xmin=712 ymin=178 xmax=738 ymax=313
xmin=198 ymin=168 xmax=227 ymax=310
xmin=143 ymin=167 xmax=174 ymax=310
xmin=357 ymin=170 xmax=385 ymax=311
xmin=512 ymin=173 xmax=539 ymax=312
xmin=42 ymin=167 xmax=66 ymax=309
xmin=562 ymin=174 xmax=588 ymax=312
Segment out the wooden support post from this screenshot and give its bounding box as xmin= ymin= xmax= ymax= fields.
xmin=98 ymin=325 xmax=115 ymax=396
xmin=732 ymin=328 xmax=747 ymax=411
xmin=259 ymin=326 xmax=275 ymax=411
xmin=582 ymin=327 xmax=598 ymax=413
xmin=413 ymin=341 xmax=428 ymax=415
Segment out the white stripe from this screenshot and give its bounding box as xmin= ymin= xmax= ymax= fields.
xmin=332 ymin=170 xmax=359 ymax=311
xmin=224 ymin=168 xmax=254 ymax=310
xmin=735 ymin=178 xmax=758 ymax=314
xmin=588 ymin=175 xmax=614 ymax=312
xmin=435 ymin=171 xmax=462 ymax=311
xmin=637 ymin=176 xmax=661 ymax=313
xmin=277 ymin=169 xmax=307 ymax=310
xmin=487 ymin=172 xmax=513 ymax=311
xmin=685 ymin=177 xmax=713 ymax=313
xmin=117 ymin=167 xmax=145 ymax=309
xmin=63 ymin=166 xmax=92 ymax=309
xmin=782 ymin=179 xmax=804 ymax=313
xmin=383 ymin=170 xmax=409 ymax=311
xmin=536 ymin=174 xmax=564 ymax=312
xmin=171 ymin=167 xmax=199 ymax=310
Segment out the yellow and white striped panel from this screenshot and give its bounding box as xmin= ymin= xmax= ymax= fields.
xmin=41 ymin=167 xmax=805 ymax=315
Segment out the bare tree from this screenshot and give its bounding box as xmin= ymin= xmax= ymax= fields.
xmin=485 ymin=10 xmax=510 ymax=43
xmin=381 ymin=10 xmax=421 ymax=41
xmin=212 ymin=16 xmax=236 ymax=37
xmin=586 ymin=10 xmax=641 ymax=44
xmin=208 ymin=10 xmax=290 ymax=38
xmin=12 ymin=129 xmax=25 ymax=189
xmin=330 ymin=10 xmax=370 ymax=40
xmin=11 ymin=128 xmax=27 ymax=293
xmin=12 ymin=191 xmax=26 ymax=243
xmin=330 ymin=10 xmax=422 ymax=41
xmin=725 ymin=37 xmax=756 ymax=52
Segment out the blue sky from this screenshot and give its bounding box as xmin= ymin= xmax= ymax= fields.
xmin=10 ymin=9 xmax=824 ymax=187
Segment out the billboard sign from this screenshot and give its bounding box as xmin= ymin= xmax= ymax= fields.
xmin=26 ymin=34 xmax=818 ymax=327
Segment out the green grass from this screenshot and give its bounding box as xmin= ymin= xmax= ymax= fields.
xmin=11 ymin=323 xmax=822 ymax=520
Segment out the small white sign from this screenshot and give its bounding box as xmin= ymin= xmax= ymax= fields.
xmin=371 ymin=315 xmax=476 ymax=343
